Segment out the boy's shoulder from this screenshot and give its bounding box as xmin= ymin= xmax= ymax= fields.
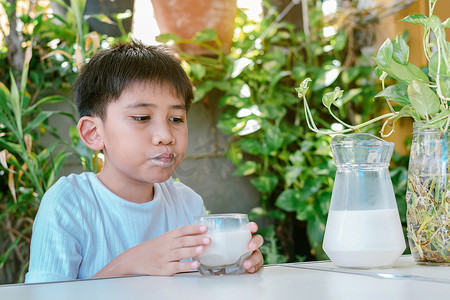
xmin=46 ymin=172 xmax=96 ymax=195
xmin=35 ymin=173 xmax=98 ymax=225
xmin=41 ymin=172 xmax=97 ymax=207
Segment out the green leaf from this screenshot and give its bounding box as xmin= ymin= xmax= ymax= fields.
xmin=380 ymin=61 xmax=429 ymax=84
xmin=429 ymin=51 xmax=448 ymax=77
xmin=218 ymin=95 xmax=249 ymax=108
xmin=9 ymin=71 xmax=21 ymax=124
xmin=265 ymin=125 xmax=284 ymax=153
xmin=0 ymin=234 xmax=23 ymax=269
xmin=376 ymin=39 xmax=393 ymax=68
xmin=231 ymin=58 xmax=254 ymax=78
xmin=295 ymin=78 xmax=311 ymax=98
xmin=428 ymin=15 xmax=442 ymax=32
xmin=322 ymin=87 xmax=343 ymax=109
xmin=226 ymin=144 xmax=243 ymax=166
xmin=269 ymin=71 xmax=292 ymax=90
xmin=238 ymin=139 xmax=264 ymax=155
xmin=0 ymin=84 xmax=13 ymax=116
xmin=333 ymin=30 xmax=347 ymax=51
xmin=232 ymin=161 xmax=258 ymax=176
xmin=313 ymin=68 xmax=340 ymax=90
xmin=392 ymin=35 xmax=409 ymax=65
xmin=259 ymin=105 xmax=286 ymax=119
xmin=25 ymin=95 xmax=67 ymax=113
xmin=391 ymin=106 xmax=420 ymax=123
xmin=250 ymin=174 xmax=278 ymax=193
xmin=405 ymin=62 xmax=429 ymax=82
xmin=306 ymin=216 xmax=326 ymax=252
xmin=156 ymin=33 xmax=180 ymax=44
xmin=23 ymin=111 xmax=54 ymax=133
xmin=0 ymin=139 xmax=22 ymax=154
xmin=341 ymin=67 xmax=360 ymax=85
xmin=189 ymin=63 xmax=206 ymax=80
xmin=47 ymin=152 xmax=72 ymax=187
xmin=113 ymin=10 xmax=132 ymax=20
xmin=407 ymin=80 xmax=440 ymax=116
xmin=374 ymin=83 xmax=410 ymax=106
xmin=275 ymin=189 xmax=303 ymax=212
xmin=193 ymin=81 xmax=215 ymax=103
xmin=317 ymin=191 xmax=332 ymax=215
xmin=443 ymin=18 xmax=450 ymax=29
xmin=300 ymin=178 xmax=323 ymax=202
xmin=374 ymin=66 xmax=383 ymax=79
xmin=401 ymin=14 xmax=427 ymax=26
xmin=193 ymin=29 xmax=217 ymax=42
xmin=37 ymin=142 xmax=59 ymax=161
xmin=296 ymin=205 xmax=313 ymax=221
xmin=284 ymin=166 xmax=303 ymax=187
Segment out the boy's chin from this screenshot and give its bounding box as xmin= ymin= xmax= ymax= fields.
xmin=145 ymin=173 xmax=173 ymax=184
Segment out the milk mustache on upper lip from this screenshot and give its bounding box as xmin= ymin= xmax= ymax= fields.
xmin=150 ymin=153 xmax=177 ymax=167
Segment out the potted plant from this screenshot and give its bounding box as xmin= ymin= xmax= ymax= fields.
xmin=298 ymin=0 xmax=450 ymax=264
xmin=150 ymin=0 xmax=237 ymax=55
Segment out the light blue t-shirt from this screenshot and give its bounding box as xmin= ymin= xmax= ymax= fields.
xmin=25 ymin=172 xmax=206 ymax=283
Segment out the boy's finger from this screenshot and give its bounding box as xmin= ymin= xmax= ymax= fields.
xmin=171 ymin=260 xmax=201 ymax=275
xmin=248 ymin=234 xmax=264 ymax=251
xmin=243 ymin=250 xmax=264 ymax=273
xmin=174 ymin=235 xmax=211 ymax=248
xmin=170 ymin=245 xmax=206 ymax=262
xmin=249 ymin=222 xmax=258 ymax=233
xmin=162 ymin=260 xmax=200 ymax=276
xmin=171 ymin=224 xmax=208 ymax=237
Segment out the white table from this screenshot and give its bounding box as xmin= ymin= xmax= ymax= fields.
xmin=1 ymin=256 xmax=450 ymax=300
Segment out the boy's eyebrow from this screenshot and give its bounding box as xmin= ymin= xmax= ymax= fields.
xmin=125 ymin=102 xmax=186 ymax=110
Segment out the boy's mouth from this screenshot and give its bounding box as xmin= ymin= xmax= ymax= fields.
xmin=150 ymin=153 xmax=177 ymax=167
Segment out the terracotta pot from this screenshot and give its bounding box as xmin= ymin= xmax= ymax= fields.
xmin=151 ymin=0 xmax=237 ymax=55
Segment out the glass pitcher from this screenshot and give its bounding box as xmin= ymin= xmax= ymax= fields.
xmin=323 ymin=133 xmax=405 ymax=268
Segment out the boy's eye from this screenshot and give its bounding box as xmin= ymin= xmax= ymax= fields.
xmin=169 ymin=117 xmax=184 ymax=124
xmin=132 ymin=116 xmax=150 ymax=122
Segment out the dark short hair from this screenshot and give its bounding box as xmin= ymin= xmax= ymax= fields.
xmin=73 ymin=39 xmax=194 ymax=119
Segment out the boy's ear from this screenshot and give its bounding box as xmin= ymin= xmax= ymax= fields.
xmin=77 ymin=116 xmax=104 ymax=151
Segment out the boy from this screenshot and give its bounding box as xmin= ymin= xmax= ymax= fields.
xmin=25 ymin=40 xmax=263 ymax=283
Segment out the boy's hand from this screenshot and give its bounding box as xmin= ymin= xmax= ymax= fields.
xmin=243 ymin=222 xmax=264 ymax=273
xmin=94 ymin=225 xmax=210 ymax=278
xmin=132 ymin=225 xmax=211 ymax=276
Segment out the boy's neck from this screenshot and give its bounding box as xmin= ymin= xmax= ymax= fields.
xmin=96 ymin=171 xmax=155 ymax=204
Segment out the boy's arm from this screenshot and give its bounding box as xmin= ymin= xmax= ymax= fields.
xmin=93 ymin=225 xmax=210 ymax=278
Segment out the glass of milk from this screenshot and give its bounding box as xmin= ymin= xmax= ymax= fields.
xmin=194 ymin=213 xmax=252 ymax=275
xmin=323 ymin=133 xmax=406 ymax=269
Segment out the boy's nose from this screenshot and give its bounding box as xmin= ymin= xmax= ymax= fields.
xmin=152 ymin=124 xmax=175 ymax=145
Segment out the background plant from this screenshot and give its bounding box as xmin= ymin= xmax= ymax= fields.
xmin=0 ymin=0 xmax=128 ymax=283
xmin=300 ymin=0 xmax=449 ymax=135
xmin=159 ymin=0 xmax=410 ymax=263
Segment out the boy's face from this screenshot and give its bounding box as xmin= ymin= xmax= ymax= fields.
xmin=97 ymin=82 xmax=188 ymax=192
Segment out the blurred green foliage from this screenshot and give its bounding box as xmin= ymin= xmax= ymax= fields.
xmin=0 ymin=0 xmax=130 ymax=283
xmin=159 ymin=0 xmax=410 ymax=263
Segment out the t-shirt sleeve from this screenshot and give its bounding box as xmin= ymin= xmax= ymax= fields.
xmin=25 ymin=178 xmax=84 ymax=283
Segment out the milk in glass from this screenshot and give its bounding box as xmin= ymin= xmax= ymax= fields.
xmin=198 ymin=229 xmax=251 ymax=266
xmin=194 ymin=214 xmax=252 ymax=275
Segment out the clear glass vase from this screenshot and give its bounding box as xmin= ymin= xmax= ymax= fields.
xmin=406 ymin=122 xmax=450 ymax=264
